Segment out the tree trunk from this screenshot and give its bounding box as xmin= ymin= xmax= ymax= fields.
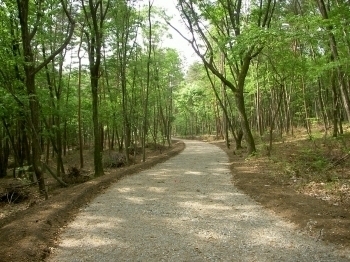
xmin=317 ymin=78 xmax=329 ymax=133
xmin=17 ymin=0 xmax=46 ymax=197
xmin=0 ymin=129 xmax=10 ymax=178
xmin=27 ymin=73 xmax=47 ymax=197
xmin=301 ymin=77 xmax=311 ymax=136
xmin=142 ymin=0 xmax=153 ymax=162
xmin=82 ymin=0 xmax=109 ymax=176
xmin=331 ymin=70 xmax=339 ymax=137
xmin=91 ymin=71 xmax=104 ymax=176
xmin=78 ymin=55 xmax=84 ymax=168
xmin=235 ymin=90 xmax=256 ymax=154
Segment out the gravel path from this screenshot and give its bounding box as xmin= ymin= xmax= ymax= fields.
xmin=48 ymin=140 xmax=350 ymax=262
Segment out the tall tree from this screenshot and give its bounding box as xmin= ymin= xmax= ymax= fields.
xmin=81 ymin=0 xmax=110 ymax=176
xmin=16 ymin=0 xmax=75 ymax=195
xmin=108 ymin=0 xmax=140 ymax=163
xmin=171 ymin=0 xmax=276 ymax=154
xmin=316 ymin=0 xmax=350 ymax=122
xmin=142 ymin=0 xmax=154 ymax=162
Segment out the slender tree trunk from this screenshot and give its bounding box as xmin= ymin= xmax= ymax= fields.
xmin=331 ymin=70 xmax=339 ymax=137
xmin=301 ymin=77 xmax=311 ymax=136
xmin=78 ymin=49 xmax=84 ymax=168
xmin=0 ymin=128 xmax=10 ymax=178
xmin=317 ymin=78 xmax=329 ymax=134
xmin=316 ymin=0 xmax=350 ymax=121
xmin=27 ymin=74 xmax=47 ymax=196
xmin=268 ymin=86 xmax=284 ymax=154
xmin=91 ymin=68 xmax=104 ymax=176
xmin=142 ymin=0 xmax=153 ymax=162
xmin=220 ymin=53 xmax=230 ymax=148
xmin=82 ymin=0 xmax=109 ymax=176
xmin=56 ymin=54 xmax=65 ymax=176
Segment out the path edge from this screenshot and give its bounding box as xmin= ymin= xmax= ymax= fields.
xmin=0 ymin=140 xmax=185 ymax=262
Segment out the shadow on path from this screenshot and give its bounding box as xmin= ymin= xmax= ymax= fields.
xmin=48 ymin=140 xmax=349 ymax=262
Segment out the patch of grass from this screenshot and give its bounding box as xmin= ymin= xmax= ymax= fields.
xmin=294 ymin=147 xmax=329 ymax=175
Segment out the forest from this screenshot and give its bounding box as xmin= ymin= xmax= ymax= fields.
xmin=1 ymin=1 xmax=350 ymax=260
xmin=0 ymin=0 xmax=349 ymax=200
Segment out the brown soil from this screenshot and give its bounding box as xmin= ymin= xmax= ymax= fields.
xmin=211 ymin=131 xmax=350 ymax=251
xmin=0 ymin=141 xmax=185 ymax=262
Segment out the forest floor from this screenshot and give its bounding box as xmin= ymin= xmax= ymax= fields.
xmin=0 ymin=130 xmax=349 ymax=261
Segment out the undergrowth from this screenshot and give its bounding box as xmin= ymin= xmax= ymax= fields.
xmin=257 ymin=129 xmax=350 ymax=205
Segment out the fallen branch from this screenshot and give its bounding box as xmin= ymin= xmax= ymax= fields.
xmin=41 ymin=162 xmax=68 ymax=187
xmin=325 ymin=153 xmax=350 ymax=171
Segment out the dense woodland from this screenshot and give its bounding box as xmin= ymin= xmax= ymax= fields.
xmin=0 ymin=0 xmax=350 ymax=196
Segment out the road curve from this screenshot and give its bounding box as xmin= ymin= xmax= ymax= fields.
xmin=48 ymin=140 xmax=349 ymax=262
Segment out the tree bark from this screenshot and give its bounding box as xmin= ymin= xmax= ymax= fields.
xmin=235 ymin=90 xmax=256 ymax=154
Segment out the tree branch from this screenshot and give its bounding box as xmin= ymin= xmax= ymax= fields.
xmin=29 ymin=0 xmax=43 ymax=41
xmin=33 ymin=0 xmax=75 ymax=75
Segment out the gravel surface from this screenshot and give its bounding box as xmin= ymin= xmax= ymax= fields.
xmin=48 ymin=140 xmax=350 ymax=262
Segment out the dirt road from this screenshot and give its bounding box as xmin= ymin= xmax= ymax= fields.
xmin=48 ymin=140 xmax=349 ymax=261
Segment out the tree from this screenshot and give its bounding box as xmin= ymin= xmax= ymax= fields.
xmin=107 ymin=0 xmax=140 ymax=163
xmin=81 ymin=0 xmax=110 ymax=176
xmin=15 ymin=0 xmax=75 ymax=195
xmin=170 ymin=0 xmax=276 ymax=154
xmin=316 ymin=0 xmax=350 ymax=122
